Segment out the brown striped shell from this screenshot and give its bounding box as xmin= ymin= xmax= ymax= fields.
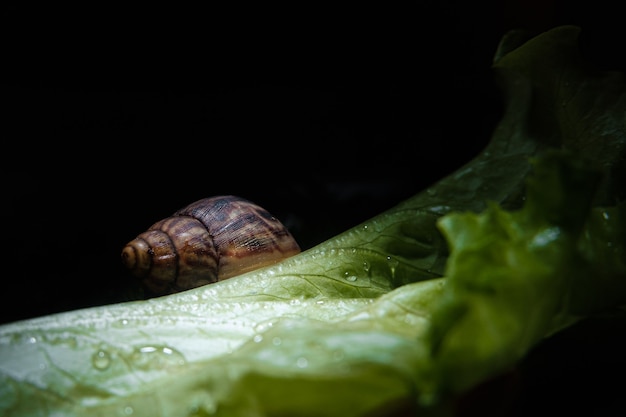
xmin=121 ymin=195 xmax=301 ymax=295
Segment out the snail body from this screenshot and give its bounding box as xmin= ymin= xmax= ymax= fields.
xmin=121 ymin=195 xmax=301 ymax=295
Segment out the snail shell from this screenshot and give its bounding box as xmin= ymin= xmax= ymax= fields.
xmin=121 ymin=195 xmax=301 ymax=295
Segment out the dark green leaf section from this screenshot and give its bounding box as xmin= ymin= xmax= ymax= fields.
xmin=416 ymin=150 xmax=625 ymax=403
xmin=493 ymin=25 xmax=626 ymax=204
xmin=569 ymin=201 xmax=626 ymax=314
xmin=407 ymin=26 xmax=626 ymax=403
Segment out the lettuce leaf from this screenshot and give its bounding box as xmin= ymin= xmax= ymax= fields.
xmin=1 ymin=25 xmax=625 ymax=416
xmin=417 ymin=151 xmax=625 ymax=404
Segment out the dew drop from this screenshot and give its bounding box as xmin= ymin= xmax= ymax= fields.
xmin=253 ymin=334 xmax=263 ymax=343
xmin=123 ymin=405 xmax=134 ymax=415
xmin=343 ymin=270 xmax=358 ymax=282
xmin=272 ymin=337 xmax=282 ymax=346
xmin=428 ymin=205 xmax=450 ymax=215
xmin=254 ymin=320 xmax=275 ymax=333
xmin=92 ymin=349 xmax=112 ymax=370
xmin=387 ymin=256 xmax=398 ymax=278
xmin=130 ymin=345 xmax=186 ymax=370
xmin=602 ymin=211 xmax=610 ymax=220
xmin=362 ymin=261 xmax=370 ymax=273
xmin=111 ymin=318 xmax=132 ymax=329
xmin=296 ymin=357 xmax=308 ymax=368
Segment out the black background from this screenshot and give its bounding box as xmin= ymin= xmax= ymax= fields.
xmin=2 ymin=2 xmax=625 ymax=415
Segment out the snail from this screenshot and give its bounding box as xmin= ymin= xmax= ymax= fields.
xmin=121 ymin=195 xmax=301 ymax=295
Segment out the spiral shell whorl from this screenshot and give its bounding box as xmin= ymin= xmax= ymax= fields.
xmin=122 ymin=195 xmax=300 ymax=295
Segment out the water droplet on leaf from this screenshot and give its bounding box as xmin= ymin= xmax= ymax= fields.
xmin=130 ymin=345 xmax=186 ymax=370
xmin=343 ymin=270 xmax=358 ymax=282
xmin=92 ymin=349 xmax=112 ymax=370
xmin=387 ymin=256 xmax=399 ymax=278
xmin=296 ymin=357 xmax=308 ymax=368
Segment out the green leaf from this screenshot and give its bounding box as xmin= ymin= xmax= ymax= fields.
xmin=417 ymin=151 xmax=606 ymax=401
xmin=493 ymin=25 xmax=626 ymax=204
